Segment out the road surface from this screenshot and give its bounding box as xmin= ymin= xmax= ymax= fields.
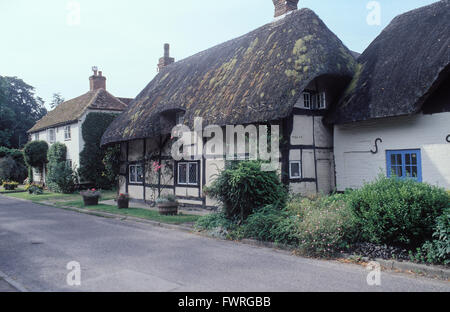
xmin=0 ymin=196 xmax=448 ymax=292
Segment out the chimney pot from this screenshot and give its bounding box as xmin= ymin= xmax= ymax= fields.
xmin=272 ymin=0 xmax=299 ymax=18
xmin=89 ymin=67 xmax=106 ymax=91
xmin=157 ymin=43 xmax=175 ymax=72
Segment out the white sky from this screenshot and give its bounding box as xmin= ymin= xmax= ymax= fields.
xmin=0 ymin=0 xmax=438 ymax=109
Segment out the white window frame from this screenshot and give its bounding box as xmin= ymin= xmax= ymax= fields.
xmin=64 ymin=125 xmax=71 ymax=141
xmin=177 ymin=162 xmax=199 ymax=186
xmin=66 ymin=159 xmax=73 ymax=168
xmin=176 ymin=112 xmax=185 ymax=125
xmin=289 ymin=161 xmax=302 ymax=179
xmin=48 ymin=128 xmax=56 ymax=144
xmin=34 ymin=133 xmax=39 ymax=141
xmin=129 ymin=164 xmax=144 ymax=184
xmin=317 ymin=92 xmax=326 ymax=109
xmin=303 ymin=92 xmax=311 ymax=109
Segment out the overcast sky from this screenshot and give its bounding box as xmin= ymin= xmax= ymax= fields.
xmin=0 ymin=0 xmax=438 ymax=109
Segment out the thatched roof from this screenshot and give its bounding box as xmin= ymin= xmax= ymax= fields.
xmin=101 ymin=8 xmax=356 ymax=146
xmin=29 ymin=89 xmax=128 ymax=133
xmin=329 ymin=0 xmax=450 ymax=124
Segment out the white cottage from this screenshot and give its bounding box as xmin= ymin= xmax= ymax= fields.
xmin=28 ymin=69 xmax=131 ymax=183
xmin=330 ymin=0 xmax=450 ymax=191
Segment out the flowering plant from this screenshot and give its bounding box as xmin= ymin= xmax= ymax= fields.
xmin=117 ymin=193 xmax=129 ymax=200
xmin=80 ymin=188 xmax=101 ymax=198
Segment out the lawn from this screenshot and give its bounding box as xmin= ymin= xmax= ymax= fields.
xmin=60 ymin=200 xmax=200 ymax=224
xmin=1 ymin=189 xmax=199 ymax=225
xmin=0 ymin=188 xmax=26 ymax=194
xmin=2 ymin=189 xmax=117 ymax=204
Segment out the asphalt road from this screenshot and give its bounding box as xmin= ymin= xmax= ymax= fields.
xmin=0 ymin=196 xmax=448 ymax=292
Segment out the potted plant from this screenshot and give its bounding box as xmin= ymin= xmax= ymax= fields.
xmin=156 ymin=194 xmax=179 ymax=216
xmin=2 ymin=181 xmax=19 ymax=191
xmin=117 ymin=193 xmax=129 ymax=209
xmin=80 ymin=188 xmax=101 ymax=206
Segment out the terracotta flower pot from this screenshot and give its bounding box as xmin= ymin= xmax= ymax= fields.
xmin=158 ymin=201 xmax=179 ymax=216
xmin=117 ymin=198 xmax=129 ymax=209
xmin=83 ymin=196 xmax=99 ymax=206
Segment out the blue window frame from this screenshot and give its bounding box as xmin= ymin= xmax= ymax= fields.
xmin=386 ymin=150 xmax=422 ymax=182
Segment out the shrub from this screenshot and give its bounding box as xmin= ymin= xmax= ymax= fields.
xmin=79 ymin=113 xmax=119 ymax=189
xmin=27 ymin=184 xmax=44 ymax=195
xmin=2 ymin=181 xmax=19 ymax=190
xmin=347 ymin=176 xmax=449 ymax=248
xmin=195 ymin=212 xmax=238 ymax=231
xmin=23 ymin=141 xmax=48 ymax=181
xmin=205 ymin=161 xmax=287 ymax=220
xmin=0 ymin=156 xmax=27 ymax=183
xmin=412 ymin=208 xmax=450 ymax=265
xmin=243 ymin=205 xmax=300 ymax=245
xmin=46 ymin=143 xmax=76 ymax=194
xmin=288 ymin=194 xmax=357 ymax=257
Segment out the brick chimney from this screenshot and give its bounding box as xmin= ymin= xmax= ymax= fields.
xmin=272 ymin=0 xmax=299 ymax=18
xmin=89 ymin=67 xmax=106 ymax=91
xmin=157 ymin=44 xmax=175 ymax=72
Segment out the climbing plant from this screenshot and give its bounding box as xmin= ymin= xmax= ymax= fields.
xmin=79 ymin=112 xmax=120 ymax=189
xmin=46 ymin=142 xmax=76 ymax=193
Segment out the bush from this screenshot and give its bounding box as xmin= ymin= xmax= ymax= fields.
xmin=205 ymin=161 xmax=287 ymax=220
xmin=2 ymin=181 xmax=19 ymax=190
xmin=347 ymin=176 xmax=449 ymax=248
xmin=288 ymin=194 xmax=357 ymax=257
xmin=412 ymin=208 xmax=450 ymax=265
xmin=243 ymin=205 xmax=300 ymax=245
xmin=27 ymin=184 xmax=44 ymax=195
xmin=46 ymin=143 xmax=76 ymax=194
xmin=0 ymin=156 xmax=27 ymax=183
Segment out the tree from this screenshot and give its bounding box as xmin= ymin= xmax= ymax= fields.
xmin=0 ymin=76 xmax=47 ymax=148
xmin=50 ymin=93 xmax=65 ymax=109
xmin=23 ymin=141 xmax=48 ymax=183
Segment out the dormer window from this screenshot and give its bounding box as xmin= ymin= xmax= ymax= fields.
xmin=176 ymin=112 xmax=185 ymax=125
xmin=301 ymin=91 xmax=327 ymax=110
xmin=317 ymin=92 xmax=326 ymax=109
xmin=303 ymin=92 xmax=311 ymax=109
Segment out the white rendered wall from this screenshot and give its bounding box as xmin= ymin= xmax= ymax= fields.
xmin=334 ymin=112 xmax=450 ymax=191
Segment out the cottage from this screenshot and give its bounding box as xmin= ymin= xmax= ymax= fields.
xmin=330 ymin=0 xmax=450 ymax=190
xmin=28 ymin=68 xmax=131 ymax=183
xmin=101 ymin=0 xmax=357 ymax=208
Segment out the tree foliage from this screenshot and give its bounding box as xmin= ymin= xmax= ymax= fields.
xmin=0 ymin=76 xmax=47 ymax=148
xmin=50 ymin=93 xmax=65 ymax=109
xmin=79 ymin=113 xmax=119 ymax=189
xmin=23 ymin=141 xmax=48 ymax=180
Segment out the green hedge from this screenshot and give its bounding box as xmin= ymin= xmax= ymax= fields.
xmin=78 ymin=113 xmax=119 ymax=189
xmin=347 ymin=176 xmax=449 ymax=249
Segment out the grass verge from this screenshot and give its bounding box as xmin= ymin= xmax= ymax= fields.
xmin=60 ymin=200 xmax=200 ymax=224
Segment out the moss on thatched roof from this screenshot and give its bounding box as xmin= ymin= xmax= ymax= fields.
xmin=101 ymin=8 xmax=356 ymax=146
xmin=329 ymin=0 xmax=450 ymax=124
xmin=28 ymin=89 xmax=128 ymax=133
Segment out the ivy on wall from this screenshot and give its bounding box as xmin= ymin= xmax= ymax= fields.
xmin=46 ymin=142 xmax=76 ymax=193
xmin=78 ymin=112 xmax=120 ymax=189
